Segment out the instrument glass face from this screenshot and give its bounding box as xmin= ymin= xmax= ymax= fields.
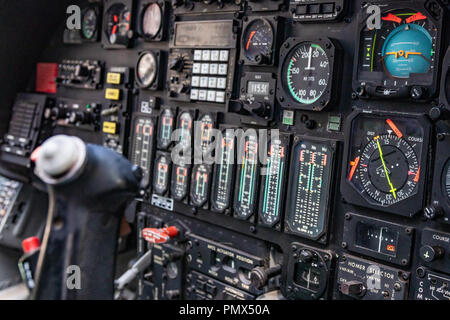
xmin=281 ymin=42 xmax=330 ymax=105
xmin=82 ymin=8 xmax=98 ymax=40
xmin=142 ymin=3 xmax=162 ymax=39
xmin=242 ymin=18 xmax=274 ymax=63
xmin=286 ymin=140 xmax=332 ymax=239
xmin=137 ymin=52 xmax=157 ymax=88
xmin=105 ymin=3 xmax=131 ymax=45
xmin=346 ymin=114 xmax=424 ymax=207
xmin=358 ymin=9 xmax=437 ymax=85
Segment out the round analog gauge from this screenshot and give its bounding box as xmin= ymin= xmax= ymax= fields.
xmin=105 ymin=3 xmax=131 ymax=45
xmin=136 ymin=51 xmax=157 ymax=88
xmin=359 ymin=9 xmax=437 ymax=82
xmin=242 ymin=18 xmax=274 ymax=64
xmin=346 ymin=114 xmax=425 ymax=208
xmin=281 ymin=42 xmax=330 ymax=105
xmin=141 ymin=3 xmax=162 ymax=39
xmin=81 ymin=8 xmax=98 ymax=40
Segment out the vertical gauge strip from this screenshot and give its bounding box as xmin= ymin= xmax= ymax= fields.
xmin=153 ymin=152 xmax=171 ymax=196
xmin=234 ymin=133 xmax=259 ymax=221
xmin=197 ymin=114 xmax=215 ymax=154
xmin=130 ymin=116 xmax=155 ymax=177
xmin=157 ymin=108 xmax=175 ymax=149
xmin=177 ymin=111 xmax=194 ymax=150
xmin=286 ymin=138 xmax=334 ymax=240
xmin=190 ymin=164 xmax=212 ymax=207
xmin=211 ymin=130 xmax=235 ymax=213
xmin=171 ymin=162 xmax=190 ymax=202
xmin=258 ymin=135 xmax=289 ymax=229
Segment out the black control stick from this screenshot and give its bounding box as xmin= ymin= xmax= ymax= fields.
xmin=31 ymin=135 xmax=141 ymax=299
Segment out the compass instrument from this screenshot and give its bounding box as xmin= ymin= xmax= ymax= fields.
xmin=211 ymin=129 xmax=236 ymax=213
xmin=354 ymin=3 xmax=444 ymax=99
xmin=342 ymin=110 xmax=431 ymax=216
xmin=277 ymin=38 xmax=338 ymax=111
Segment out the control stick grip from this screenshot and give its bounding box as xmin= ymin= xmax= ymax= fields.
xmin=32 ymin=136 xmax=141 ymax=300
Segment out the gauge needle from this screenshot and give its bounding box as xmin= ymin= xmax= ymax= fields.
xmin=376 ymin=138 xmax=397 ymax=199
xmin=306 ymin=46 xmax=313 ymax=70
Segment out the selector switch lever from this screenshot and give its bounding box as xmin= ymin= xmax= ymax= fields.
xmin=340 ymin=281 xmax=366 ymax=297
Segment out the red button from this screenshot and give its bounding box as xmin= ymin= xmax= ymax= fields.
xmin=22 ymin=236 xmax=41 ymax=253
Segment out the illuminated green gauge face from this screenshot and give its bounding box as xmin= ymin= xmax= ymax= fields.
xmin=158 ymin=108 xmax=175 ymax=149
xmin=82 ymin=8 xmax=97 ymax=40
xmin=211 ymin=130 xmax=235 ymax=212
xmin=190 ymin=164 xmax=211 ymax=207
xmin=259 ymin=138 xmax=287 ymax=227
xmin=444 ymin=160 xmax=450 ymax=201
xmin=234 ymin=134 xmax=259 ymax=220
xmin=360 ymin=9 xmax=437 ymax=79
xmin=347 ymin=116 xmax=424 ymax=207
xmin=153 ymin=154 xmax=170 ymax=195
xmin=286 ymin=140 xmax=332 ymax=239
xmin=171 ymin=163 xmax=190 ymax=201
xmin=282 ymin=42 xmax=330 ymax=105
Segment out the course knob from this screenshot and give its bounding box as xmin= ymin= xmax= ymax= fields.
xmin=420 ymin=245 xmax=444 ymax=262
